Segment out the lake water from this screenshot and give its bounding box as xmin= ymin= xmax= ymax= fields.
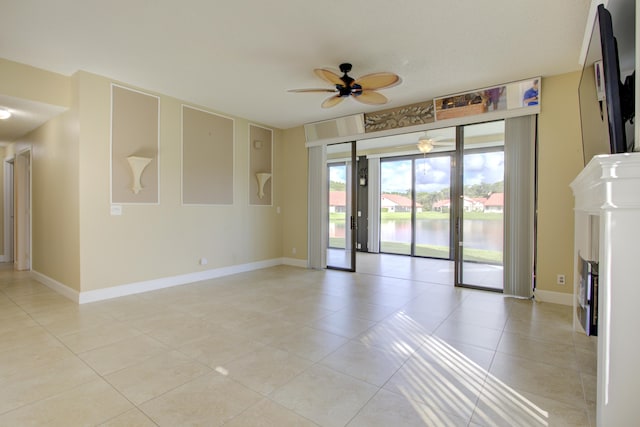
xmin=331 ymin=218 xmax=503 ymax=252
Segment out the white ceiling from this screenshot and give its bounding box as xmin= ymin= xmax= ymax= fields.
xmin=0 ymin=0 xmax=627 ymax=138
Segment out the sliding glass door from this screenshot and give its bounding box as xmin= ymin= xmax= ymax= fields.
xmin=455 ymin=121 xmax=505 ymax=290
xmin=326 ymin=142 xmax=356 ymax=271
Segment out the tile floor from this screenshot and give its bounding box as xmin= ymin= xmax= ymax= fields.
xmin=0 ymin=263 xmax=596 ymax=426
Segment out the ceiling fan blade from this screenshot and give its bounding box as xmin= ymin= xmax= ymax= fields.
xmin=322 ymin=95 xmax=345 ymax=108
xmin=354 ymin=72 xmax=400 ymax=90
xmin=353 ymin=91 xmax=388 ymax=105
xmin=288 ymin=88 xmax=338 ymax=93
xmin=314 ymin=68 xmax=344 ymax=86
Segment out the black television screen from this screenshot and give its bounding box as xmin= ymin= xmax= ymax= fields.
xmin=578 ymin=4 xmax=631 ymax=165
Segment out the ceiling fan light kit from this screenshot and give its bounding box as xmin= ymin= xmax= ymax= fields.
xmin=290 ymin=63 xmax=400 ymax=108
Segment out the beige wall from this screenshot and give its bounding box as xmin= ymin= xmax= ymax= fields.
xmin=536 ymin=72 xmax=585 ymax=295
xmin=4 ymin=63 xmax=81 ymax=289
xmin=281 ymin=126 xmax=308 ymax=261
xmin=75 ymin=72 xmax=283 ymax=291
xmin=0 ymin=58 xmax=71 ymax=108
xmin=0 ymin=147 xmax=5 ymax=258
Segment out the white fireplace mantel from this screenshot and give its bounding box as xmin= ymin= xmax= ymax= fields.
xmin=571 ymin=152 xmax=640 ymax=426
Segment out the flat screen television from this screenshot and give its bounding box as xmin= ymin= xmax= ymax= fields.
xmin=578 ymin=4 xmax=634 ymax=165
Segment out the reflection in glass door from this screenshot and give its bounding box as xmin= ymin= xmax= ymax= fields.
xmin=455 ymin=121 xmax=505 ymax=290
xmin=326 ymin=142 xmax=356 ymax=271
xmin=415 ymin=155 xmax=453 ymax=259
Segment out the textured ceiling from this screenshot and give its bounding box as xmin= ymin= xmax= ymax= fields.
xmin=0 ymin=0 xmax=610 ymax=133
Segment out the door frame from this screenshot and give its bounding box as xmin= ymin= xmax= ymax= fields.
xmin=13 ymin=149 xmax=31 ymax=271
xmin=3 ymin=157 xmax=14 ymax=263
xmin=326 ymin=141 xmax=357 ymax=272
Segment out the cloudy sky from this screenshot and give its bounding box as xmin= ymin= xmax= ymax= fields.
xmin=330 ymin=151 xmax=504 ymax=194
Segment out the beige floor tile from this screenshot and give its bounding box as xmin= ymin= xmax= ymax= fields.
xmin=139 ymin=372 xmax=261 ymax=426
xmin=311 ymin=311 xmax=377 ymax=339
xmin=79 ymin=334 xmax=169 ymax=375
xmin=356 ymin=313 xmax=431 ymax=356
xmin=347 ymin=388 xmax=469 ymax=427
xmin=488 ymin=353 xmax=586 ymax=409
xmin=581 ymin=372 xmax=597 ymax=405
xmin=177 ymin=330 xmax=266 ymax=368
xmin=421 ymin=336 xmax=496 ymax=372
xmin=90 ymin=297 xmax=169 ymax=321
xmin=98 ymin=408 xmax=157 ymax=426
xmin=504 ymin=317 xmax=575 ymax=344
xmin=0 ymin=303 xmax=28 ymax=321
xmin=271 ymin=327 xmax=348 ymax=362
xmin=105 ymin=350 xmax=211 ymax=405
xmin=58 ymin=322 xmax=143 ymax=354
xmin=497 ymin=331 xmax=579 ymax=371
xmin=271 ymin=365 xmax=378 ymax=427
xmin=224 ymin=398 xmax=319 ymax=426
xmin=0 ymin=356 xmax=100 ymax=414
xmin=144 ymin=316 xmax=225 ymax=347
xmin=0 ymin=263 xmax=598 ymax=427
xmin=383 ymin=340 xmax=485 ymax=420
xmin=236 ymin=315 xmax=301 ymax=344
xmin=332 ymin=302 xmax=398 ymax=322
xmin=10 ymin=292 xmax=75 ymax=314
xmin=434 ymin=319 xmax=503 ymax=351
xmin=447 ymin=306 xmax=509 ymax=331
xmin=0 ymin=325 xmax=59 ymax=352
xmin=0 ymin=379 xmax=132 ymax=427
xmin=0 ymin=312 xmax=39 ymax=334
xmin=273 ymin=303 xmax=336 ymax=325
xmin=393 ymin=307 xmax=448 ymax=333
xmin=575 ymin=347 xmax=597 ymax=376
xmin=39 ymin=310 xmax=117 ymax=337
xmin=223 ymin=345 xmax=313 ymax=395
xmin=319 ymin=340 xmax=408 ymax=387
xmin=0 ymin=339 xmax=76 ymax=378
xmin=472 ymin=387 xmax=589 ymax=427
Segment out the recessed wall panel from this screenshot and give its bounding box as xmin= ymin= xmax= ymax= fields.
xmin=111 ymin=85 xmax=159 ymax=204
xmin=182 ymin=106 xmax=234 ymax=205
xmin=249 ymin=124 xmax=273 ymax=206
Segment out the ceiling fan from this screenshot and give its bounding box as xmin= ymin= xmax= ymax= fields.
xmin=289 ymin=63 xmax=400 ymax=108
xmin=417 ymin=134 xmax=454 ymax=153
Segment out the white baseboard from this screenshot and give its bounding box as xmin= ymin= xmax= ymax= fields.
xmin=31 ymin=270 xmax=80 ymax=303
xmin=534 ymin=289 xmax=573 ymax=306
xmin=32 ymin=258 xmax=303 ymax=304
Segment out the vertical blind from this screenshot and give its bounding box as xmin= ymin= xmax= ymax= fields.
xmin=503 ymin=115 xmax=536 ymax=298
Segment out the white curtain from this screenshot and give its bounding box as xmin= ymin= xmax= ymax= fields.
xmin=503 ymin=115 xmax=536 ymax=298
xmin=307 ymin=145 xmax=327 ymax=269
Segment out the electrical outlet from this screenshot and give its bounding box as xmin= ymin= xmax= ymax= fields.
xmin=557 ymin=274 xmax=565 ymax=285
xmin=292 ymin=247 xmax=297 ymax=255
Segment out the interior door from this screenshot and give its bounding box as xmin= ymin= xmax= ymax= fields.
xmin=455 ymin=121 xmax=505 ymax=290
xmin=326 ymin=142 xmax=356 ymax=271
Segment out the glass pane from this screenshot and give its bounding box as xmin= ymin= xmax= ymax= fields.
xmin=415 ymin=155 xmax=452 ymax=258
xmin=328 ymin=163 xmax=347 ymax=250
xmin=460 ymin=121 xmax=504 ymax=290
xmin=326 ymin=142 xmax=355 ymax=270
xmin=380 ymin=159 xmax=412 ymax=255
